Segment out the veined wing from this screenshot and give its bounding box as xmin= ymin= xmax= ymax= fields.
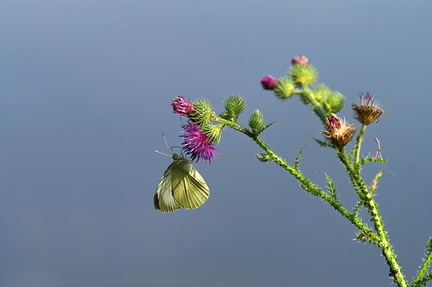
xmin=154 ymin=163 xmax=181 ymax=213
xmin=171 ymin=160 xmax=210 ymax=209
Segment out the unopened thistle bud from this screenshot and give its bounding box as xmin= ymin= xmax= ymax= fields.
xmin=201 ymin=123 xmax=223 ymax=144
xmin=260 ymin=75 xmax=278 ymax=90
xmin=274 ymin=77 xmax=296 ymax=100
xmin=290 ymin=64 xmax=318 ymax=87
xmin=301 ymin=85 xmax=331 ymax=105
xmin=191 ymin=98 xmax=213 ymax=125
xmin=352 ymin=92 xmax=385 ymax=125
xmin=312 ymin=85 xmax=331 ymax=104
xmin=291 ymin=55 xmax=309 ymax=66
xmin=172 ymin=96 xmax=194 ymax=116
xmin=223 ymin=95 xmax=246 ymax=120
xmin=248 ymin=109 xmax=265 ymax=135
xmin=322 ymin=113 xmax=356 ymax=149
xmin=324 ymin=91 xmax=345 ymax=114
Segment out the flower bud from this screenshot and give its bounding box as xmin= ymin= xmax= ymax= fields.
xmin=248 ymin=109 xmax=265 ymax=135
xmin=324 ymin=91 xmax=345 ymax=114
xmin=201 ymin=124 xmax=223 ymax=143
xmin=274 ymin=77 xmax=296 ymax=100
xmin=290 ymin=65 xmax=318 ymax=87
xmin=312 ymin=85 xmax=331 ymax=104
xmin=291 ymin=55 xmax=309 ymax=66
xmin=222 ymin=95 xmax=246 ymax=121
xmin=260 ymin=75 xmax=278 ymax=90
xmin=172 ymin=96 xmax=194 ymax=116
xmin=300 ymin=85 xmax=331 ymax=105
xmin=191 ymin=98 xmax=213 ymax=125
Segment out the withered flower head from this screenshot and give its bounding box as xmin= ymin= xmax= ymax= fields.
xmin=351 ymin=92 xmax=385 ymax=125
xmin=322 ymin=113 xmax=356 ymax=149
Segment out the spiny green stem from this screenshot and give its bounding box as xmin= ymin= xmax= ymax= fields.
xmin=212 ymin=115 xmax=377 ymax=242
xmin=412 ymin=237 xmax=432 ymax=287
xmin=338 ymin=153 xmax=408 ymax=287
xmin=213 ymin=115 xmax=406 ymax=284
xmin=298 ymin=88 xmax=327 ymax=125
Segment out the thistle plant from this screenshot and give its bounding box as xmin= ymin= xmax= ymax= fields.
xmin=161 ymin=56 xmax=432 ymax=287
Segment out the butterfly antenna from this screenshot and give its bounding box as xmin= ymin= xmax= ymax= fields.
xmin=155 ymin=150 xmax=171 ymax=157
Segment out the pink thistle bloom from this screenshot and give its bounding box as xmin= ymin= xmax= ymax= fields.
xmin=172 ymin=96 xmax=194 ymax=116
xmin=291 ymin=55 xmax=309 ymax=66
xmin=260 ymin=75 xmax=278 ymax=90
xmin=181 ymin=122 xmax=217 ymax=163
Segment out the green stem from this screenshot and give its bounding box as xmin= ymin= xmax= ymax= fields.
xmin=354 ymin=124 xmax=367 ymax=165
xmin=298 ymin=88 xmax=327 ymax=125
xmin=338 ymin=153 xmax=408 ymax=287
xmin=213 ymin=115 xmax=407 ymax=285
xmin=213 ymin=115 xmax=377 ymax=242
xmin=412 ymin=237 xmax=432 ymax=287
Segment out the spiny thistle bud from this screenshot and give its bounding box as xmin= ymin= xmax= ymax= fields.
xmin=248 ymin=109 xmax=265 ymax=135
xmin=312 ymin=85 xmax=331 ymax=104
xmin=201 ymin=123 xmax=223 ymax=144
xmin=223 ymin=95 xmax=246 ymax=121
xmin=300 ymin=85 xmax=331 ymax=105
xmin=191 ymin=98 xmax=213 ymax=125
xmin=172 ymin=96 xmax=194 ymax=116
xmin=323 ymin=91 xmax=345 ymax=114
xmin=290 ymin=64 xmax=318 ymax=87
xmin=352 ymin=92 xmax=385 ymax=125
xmin=322 ymin=113 xmax=356 ymax=149
xmin=260 ymin=75 xmax=278 ymax=90
xmin=274 ymin=77 xmax=296 ymax=100
xmin=291 ymin=55 xmax=309 ymax=66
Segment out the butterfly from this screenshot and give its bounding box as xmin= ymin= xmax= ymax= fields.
xmin=154 ymin=153 xmax=210 ymax=213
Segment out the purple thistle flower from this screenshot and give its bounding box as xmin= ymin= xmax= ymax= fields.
xmin=260 ymin=75 xmax=278 ymax=90
xmin=172 ymin=96 xmax=194 ymax=116
xmin=181 ymin=122 xmax=217 ymax=163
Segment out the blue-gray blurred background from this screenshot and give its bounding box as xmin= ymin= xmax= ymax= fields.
xmin=1 ymin=1 xmax=431 ymax=286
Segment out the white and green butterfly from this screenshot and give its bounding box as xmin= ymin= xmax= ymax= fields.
xmin=154 ymin=153 xmax=210 ymax=213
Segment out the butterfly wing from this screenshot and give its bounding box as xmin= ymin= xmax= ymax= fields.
xmin=154 ymin=162 xmax=181 ymax=213
xmin=171 ymin=158 xmax=210 ymax=210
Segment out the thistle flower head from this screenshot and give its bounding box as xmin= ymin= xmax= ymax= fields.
xmin=322 ymin=113 xmax=356 ymax=149
xmin=351 ymin=92 xmax=385 ymax=125
xmin=274 ymin=77 xmax=296 ymax=99
xmin=172 ymin=96 xmax=194 ymax=116
xmin=201 ymin=124 xmax=223 ymax=144
xmin=223 ymin=95 xmax=246 ymax=120
xmin=260 ymin=75 xmax=278 ymax=90
xmin=248 ymin=109 xmax=265 ymax=135
xmin=324 ymin=91 xmax=345 ymax=114
xmin=291 ymin=55 xmax=309 ymax=66
xmin=181 ymin=122 xmax=217 ymax=163
xmin=190 ymin=98 xmax=213 ymax=125
xmin=290 ymin=64 xmax=318 ymax=87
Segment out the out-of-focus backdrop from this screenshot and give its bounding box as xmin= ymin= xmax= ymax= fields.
xmin=1 ymin=1 xmax=431 ymax=286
